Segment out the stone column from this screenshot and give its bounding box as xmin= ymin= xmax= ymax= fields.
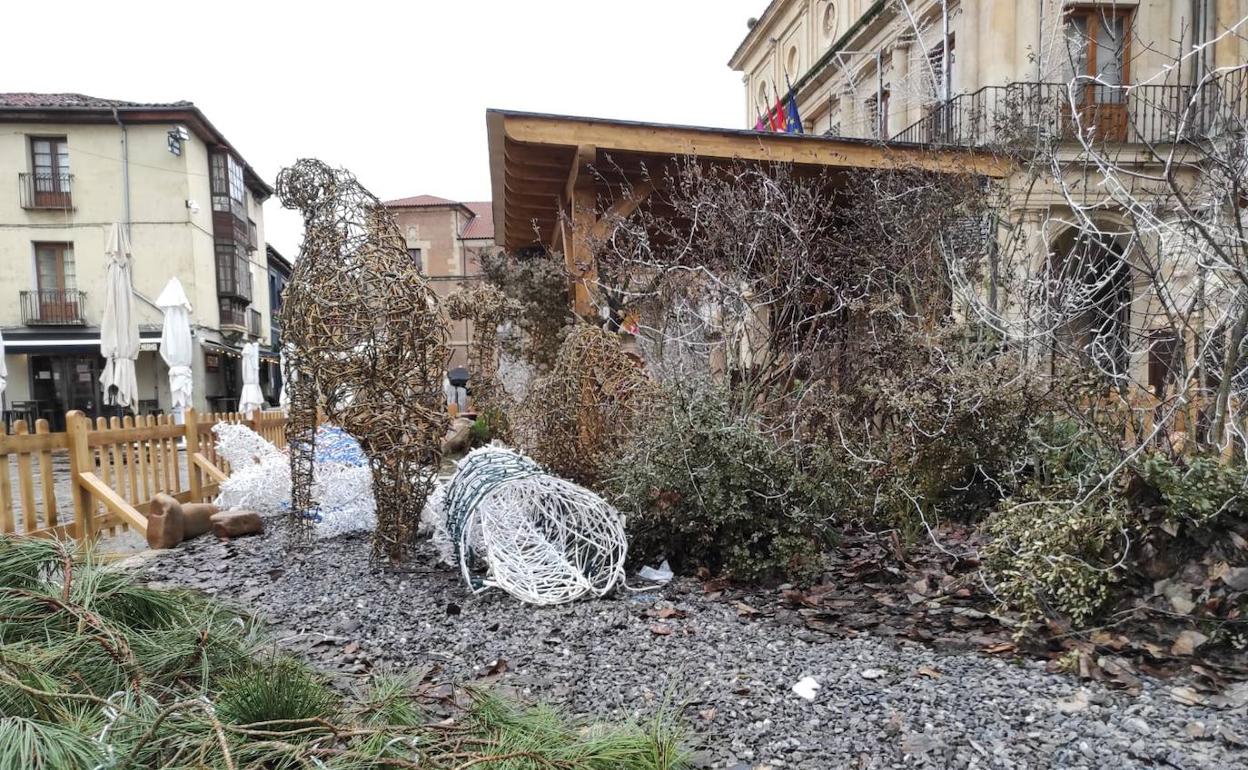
xmin=889 ymin=41 xmax=912 ymax=136
xmin=959 ymin=0 xmax=981 ymax=94
xmin=979 ymin=0 xmax=1018 ymax=88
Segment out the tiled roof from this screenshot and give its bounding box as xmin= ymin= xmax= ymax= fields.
xmin=461 ymin=201 xmax=494 ymax=240
xmin=384 ymin=194 xmax=458 ymax=207
xmin=0 ymin=92 xmax=192 ymax=109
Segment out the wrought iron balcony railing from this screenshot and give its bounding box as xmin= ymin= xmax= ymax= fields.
xmin=20 ymin=289 xmax=86 ymax=325
xmin=18 ymin=172 xmax=74 ymax=210
xmin=892 ymin=73 xmax=1246 ymax=149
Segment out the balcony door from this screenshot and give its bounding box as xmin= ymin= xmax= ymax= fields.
xmin=30 ymin=137 xmax=70 ymax=208
xmin=1064 ymin=8 xmax=1131 ymax=141
xmin=34 ymin=242 xmax=79 ymax=323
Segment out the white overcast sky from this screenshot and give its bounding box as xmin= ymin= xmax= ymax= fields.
xmin=7 ymin=0 xmax=766 ymax=257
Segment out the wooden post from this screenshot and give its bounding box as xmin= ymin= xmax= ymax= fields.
xmin=65 ymin=410 xmax=94 ymax=541
xmin=185 ymin=408 xmax=202 ymax=503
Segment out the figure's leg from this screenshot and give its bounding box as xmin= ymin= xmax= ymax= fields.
xmin=368 ymin=431 xmax=439 ymax=561
xmin=287 ymin=373 xmax=318 ymax=522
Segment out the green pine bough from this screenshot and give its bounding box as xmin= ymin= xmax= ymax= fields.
xmin=0 ymin=536 xmax=687 ymax=770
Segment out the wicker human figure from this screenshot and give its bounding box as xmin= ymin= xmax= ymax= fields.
xmin=444 ymin=284 xmax=520 ymax=412
xmin=277 ymin=159 xmax=449 ymax=560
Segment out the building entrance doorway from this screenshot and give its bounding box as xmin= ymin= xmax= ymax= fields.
xmin=29 ymin=354 xmax=103 ymax=430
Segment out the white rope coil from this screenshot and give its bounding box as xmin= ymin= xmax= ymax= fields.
xmin=426 ymin=446 xmax=627 ymax=605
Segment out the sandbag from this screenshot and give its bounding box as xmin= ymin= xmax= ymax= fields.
xmin=146 ymin=494 xmax=185 ymax=549
xmin=210 ymin=510 xmax=263 ymax=539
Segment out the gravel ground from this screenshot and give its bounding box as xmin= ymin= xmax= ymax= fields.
xmin=131 ymin=522 xmax=1248 ymax=770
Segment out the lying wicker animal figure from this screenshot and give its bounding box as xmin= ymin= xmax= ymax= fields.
xmin=422 ymin=446 xmax=628 ymax=605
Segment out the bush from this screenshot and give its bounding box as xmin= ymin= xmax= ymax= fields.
xmin=983 ymin=422 xmax=1248 ymax=629
xmin=607 ymin=386 xmax=836 ymax=583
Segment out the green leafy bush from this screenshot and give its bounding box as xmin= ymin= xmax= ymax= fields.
xmin=1134 ymin=452 xmax=1248 ymax=531
xmin=607 ymin=386 xmax=836 ymax=583
xmin=983 ymin=422 xmax=1248 ymax=629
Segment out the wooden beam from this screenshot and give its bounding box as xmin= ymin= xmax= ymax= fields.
xmin=77 ymin=472 xmax=147 ymax=534
xmin=590 ymin=181 xmax=655 ymax=241
xmin=193 ymin=452 xmax=229 ymax=484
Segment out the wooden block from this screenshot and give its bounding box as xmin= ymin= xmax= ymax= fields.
xmin=181 ymin=502 xmax=221 ymax=539
xmin=210 ymin=510 xmax=263 ymax=539
xmin=146 ymin=493 xmax=184 ymax=549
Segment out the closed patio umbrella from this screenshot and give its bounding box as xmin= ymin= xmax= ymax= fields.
xmin=0 ymin=329 xmax=7 ymax=401
xmin=239 ymin=341 xmax=264 ymax=415
xmin=100 ymin=223 xmax=139 ymax=410
xmin=156 ymin=277 xmax=194 ymax=423
xmin=278 ymin=344 xmax=290 ymax=410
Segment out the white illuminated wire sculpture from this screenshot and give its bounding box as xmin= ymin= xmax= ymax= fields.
xmin=212 ymin=423 xmax=376 ymax=538
xmin=428 ymin=446 xmax=628 ymax=605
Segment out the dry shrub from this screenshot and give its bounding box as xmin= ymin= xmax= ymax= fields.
xmin=517 ymin=324 xmax=659 ymax=487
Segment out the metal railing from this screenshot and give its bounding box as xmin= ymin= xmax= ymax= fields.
xmin=18 ymin=172 xmax=74 ymax=209
xmin=892 ymin=74 xmax=1246 ymax=149
xmin=20 ymin=289 xmax=86 ymax=325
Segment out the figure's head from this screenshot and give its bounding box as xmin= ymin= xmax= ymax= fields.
xmin=276 ymin=158 xmax=337 ymax=212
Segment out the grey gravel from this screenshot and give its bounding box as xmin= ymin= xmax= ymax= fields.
xmin=132 ymin=523 xmax=1248 ymax=769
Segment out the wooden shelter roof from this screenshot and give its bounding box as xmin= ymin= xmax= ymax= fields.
xmin=486 ymin=108 xmax=1012 ymax=251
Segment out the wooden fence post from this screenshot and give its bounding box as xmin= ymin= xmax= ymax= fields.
xmin=65 ymin=410 xmax=94 ymax=541
xmin=186 ymin=408 xmax=202 ymax=503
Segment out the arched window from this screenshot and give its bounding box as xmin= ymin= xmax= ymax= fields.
xmin=787 ymin=46 xmax=800 ymax=77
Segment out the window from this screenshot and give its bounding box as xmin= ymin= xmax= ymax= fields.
xmin=215 ymin=240 xmax=252 ymax=300
xmin=210 ymin=152 xmax=248 ymax=217
xmin=864 ymin=90 xmax=889 ymax=138
xmin=1061 ymin=8 xmax=1132 ymax=140
xmin=786 ymin=46 xmax=799 ymax=77
xmin=408 ymin=248 xmax=423 ymax=272
xmin=34 ymin=242 xmax=75 ymax=293
xmin=927 ymin=35 xmax=955 ymax=101
xmin=30 ymin=137 xmax=70 ymax=206
xmin=1064 ymin=8 xmax=1131 ymax=103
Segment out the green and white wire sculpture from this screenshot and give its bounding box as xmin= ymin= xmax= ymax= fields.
xmin=423 ymin=446 xmax=628 ymax=605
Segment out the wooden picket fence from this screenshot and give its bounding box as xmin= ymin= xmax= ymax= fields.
xmin=0 ymin=408 xmax=288 ymax=542
xmin=1081 ymin=384 xmax=1248 ymax=460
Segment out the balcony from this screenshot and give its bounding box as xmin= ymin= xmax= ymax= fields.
xmin=19 ymin=172 xmax=74 ymax=210
xmin=20 ymin=289 xmax=86 ymax=325
xmin=892 ymin=73 xmax=1246 ymax=149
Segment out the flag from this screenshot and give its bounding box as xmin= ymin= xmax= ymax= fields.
xmin=770 ymin=83 xmax=788 ymax=132
xmin=784 ymin=75 xmax=804 ymax=134
xmin=754 ymin=116 xmax=766 ymax=132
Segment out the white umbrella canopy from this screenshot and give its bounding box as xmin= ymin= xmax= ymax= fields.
xmin=239 ymin=341 xmax=265 ymax=415
xmin=156 ymin=277 xmax=194 ymax=420
xmin=278 ymin=344 xmax=291 ymax=410
xmin=100 ymin=223 xmax=139 ymax=410
xmin=0 ymin=329 xmax=7 ymax=399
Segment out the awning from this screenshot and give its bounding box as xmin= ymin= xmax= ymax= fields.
xmin=201 ymin=339 xmax=279 ymax=361
xmin=2 ymin=330 xmax=161 ymax=351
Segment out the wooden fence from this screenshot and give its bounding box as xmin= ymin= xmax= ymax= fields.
xmin=0 ymin=409 xmax=287 ymax=542
xmin=1078 ymin=385 xmax=1247 ymax=460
